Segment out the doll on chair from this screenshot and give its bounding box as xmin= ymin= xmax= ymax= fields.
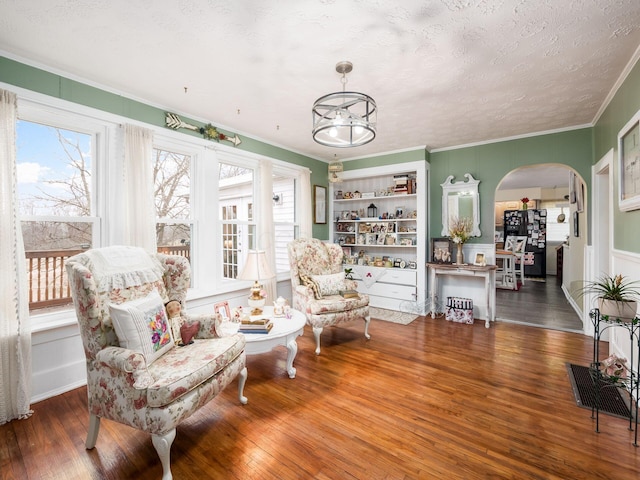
xmin=165 ymin=299 xmax=199 ymax=346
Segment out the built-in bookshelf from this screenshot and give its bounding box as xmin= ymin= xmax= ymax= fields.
xmin=329 ymin=161 xmax=428 ymax=313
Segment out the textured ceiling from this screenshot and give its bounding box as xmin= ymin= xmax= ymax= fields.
xmin=1 ymin=0 xmax=640 ymax=163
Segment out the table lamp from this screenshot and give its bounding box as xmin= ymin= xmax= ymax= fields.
xmin=237 ymin=250 xmax=275 ymax=314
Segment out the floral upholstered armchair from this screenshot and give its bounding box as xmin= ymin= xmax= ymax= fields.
xmin=288 ymin=238 xmax=370 ymax=355
xmin=66 ymin=246 xmax=247 ymax=480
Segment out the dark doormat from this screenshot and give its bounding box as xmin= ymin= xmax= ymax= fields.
xmin=566 ymin=363 xmax=633 ymax=420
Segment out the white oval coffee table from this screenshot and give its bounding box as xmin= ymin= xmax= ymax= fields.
xmin=239 ymin=306 xmax=306 ymax=378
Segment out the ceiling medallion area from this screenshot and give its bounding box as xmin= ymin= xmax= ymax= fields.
xmin=312 ymin=61 xmax=377 ymax=148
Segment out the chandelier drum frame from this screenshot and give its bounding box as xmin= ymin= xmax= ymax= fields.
xmin=312 ymin=61 xmax=377 ymax=148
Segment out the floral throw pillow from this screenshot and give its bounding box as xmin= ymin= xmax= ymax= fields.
xmin=311 ymin=272 xmax=346 ymax=297
xmin=109 ymin=289 xmax=174 ymax=364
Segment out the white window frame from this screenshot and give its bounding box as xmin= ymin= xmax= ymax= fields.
xmin=12 ymin=88 xmax=308 ymax=329
xmin=16 ymin=97 xmax=112 ymax=330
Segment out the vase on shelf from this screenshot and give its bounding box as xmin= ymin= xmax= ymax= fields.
xmin=456 ymin=243 xmax=464 ymax=265
xmin=522 ymin=203 xmax=528 ymax=210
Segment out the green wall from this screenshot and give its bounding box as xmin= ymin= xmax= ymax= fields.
xmin=429 ymin=128 xmax=593 ymax=244
xmin=0 ymin=56 xmax=328 ymax=239
xmin=593 ymin=59 xmax=640 ymax=252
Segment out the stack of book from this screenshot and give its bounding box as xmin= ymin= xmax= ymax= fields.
xmin=392 ymin=173 xmax=417 ymax=195
xmin=393 ymin=174 xmax=408 ymax=195
xmin=239 ymin=318 xmax=273 ymax=334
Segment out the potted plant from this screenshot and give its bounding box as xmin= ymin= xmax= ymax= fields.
xmin=580 ymin=274 xmax=640 ymax=321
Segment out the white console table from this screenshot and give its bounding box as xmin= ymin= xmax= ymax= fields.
xmin=427 ymin=263 xmax=497 ymax=328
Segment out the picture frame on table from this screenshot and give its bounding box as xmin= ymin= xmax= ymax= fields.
xmin=618 ymin=109 xmax=640 ymax=211
xmin=313 ymin=185 xmax=327 ymax=224
xmin=214 ymin=301 xmax=231 ymax=320
xmin=473 ymin=252 xmax=486 ymax=266
xmin=431 ymin=237 xmax=453 ymax=264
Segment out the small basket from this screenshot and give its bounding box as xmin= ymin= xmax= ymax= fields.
xmin=445 ymin=297 xmax=474 ymax=324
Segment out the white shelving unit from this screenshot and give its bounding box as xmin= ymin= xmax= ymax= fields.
xmin=329 ymin=161 xmax=428 ymax=313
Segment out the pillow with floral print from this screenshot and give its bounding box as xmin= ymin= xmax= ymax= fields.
xmin=109 ymin=289 xmax=174 ymax=364
xmin=311 ymin=272 xmax=346 ymax=297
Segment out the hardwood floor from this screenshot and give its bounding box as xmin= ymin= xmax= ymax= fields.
xmin=2 ymin=317 xmax=639 ymax=479
xmin=496 ymin=275 xmax=583 ymax=332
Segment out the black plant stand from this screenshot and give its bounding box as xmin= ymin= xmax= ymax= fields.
xmin=590 ymin=308 xmax=640 ymax=446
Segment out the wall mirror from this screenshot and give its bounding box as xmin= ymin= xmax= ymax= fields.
xmin=441 ymin=173 xmax=481 ymax=237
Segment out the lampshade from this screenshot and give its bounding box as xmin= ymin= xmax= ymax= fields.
xmin=237 ymin=250 xmax=275 ymax=282
xmin=312 ymin=61 xmax=377 ymax=148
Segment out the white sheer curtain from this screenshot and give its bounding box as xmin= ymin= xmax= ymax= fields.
xmin=0 ymin=89 xmax=32 ymax=425
xmin=259 ymin=159 xmax=277 ymax=301
xmin=298 ymin=168 xmax=312 ymax=239
xmin=121 ymin=124 xmax=156 ymax=252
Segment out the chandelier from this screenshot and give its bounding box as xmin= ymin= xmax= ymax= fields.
xmin=312 ymin=61 xmax=377 ymax=148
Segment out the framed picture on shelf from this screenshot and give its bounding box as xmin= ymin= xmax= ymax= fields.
xmin=431 ymin=237 xmax=453 ymax=264
xmin=618 ymin=109 xmax=640 ymax=211
xmin=341 ymin=246 xmax=352 ymax=258
xmin=313 ymin=185 xmax=327 ymax=224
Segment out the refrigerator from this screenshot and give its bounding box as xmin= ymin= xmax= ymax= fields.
xmin=503 ymin=209 xmax=547 ymax=278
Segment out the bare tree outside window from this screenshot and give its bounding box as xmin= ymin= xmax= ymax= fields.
xmin=153 ymin=148 xmax=191 ymax=259
xmin=17 ymin=121 xmax=95 ymax=309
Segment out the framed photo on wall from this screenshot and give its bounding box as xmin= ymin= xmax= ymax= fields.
xmin=618 ymin=109 xmax=640 ymax=211
xmin=431 ymin=237 xmax=453 ymax=264
xmin=314 ymin=185 xmax=327 ymax=223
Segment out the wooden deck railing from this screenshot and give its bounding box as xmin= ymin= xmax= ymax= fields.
xmin=26 ymin=245 xmax=191 ymax=310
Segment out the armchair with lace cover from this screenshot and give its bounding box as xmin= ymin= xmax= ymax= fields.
xmin=287 ymin=238 xmax=370 ymax=355
xmin=66 ymin=245 xmax=247 ymax=480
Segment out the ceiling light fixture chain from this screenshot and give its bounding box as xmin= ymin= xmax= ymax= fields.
xmin=312 ymin=61 xmax=377 ymax=148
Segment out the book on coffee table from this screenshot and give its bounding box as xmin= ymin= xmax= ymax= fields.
xmin=239 ymin=318 xmax=273 ymax=334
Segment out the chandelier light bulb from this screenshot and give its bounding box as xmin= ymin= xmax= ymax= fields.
xmin=354 ymin=125 xmax=364 ymax=135
xmin=329 ymin=127 xmax=338 ymax=137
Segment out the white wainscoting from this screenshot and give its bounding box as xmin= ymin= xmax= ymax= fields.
xmin=608 ymin=249 xmax=640 ymax=364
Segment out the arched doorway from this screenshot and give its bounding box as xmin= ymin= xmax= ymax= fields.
xmin=494 ymin=164 xmax=586 ymax=332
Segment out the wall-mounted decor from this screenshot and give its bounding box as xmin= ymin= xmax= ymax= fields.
xmin=573 ymin=211 xmax=579 ymax=237
xmin=165 ymin=112 xmax=242 ymax=147
xmin=618 ymin=109 xmax=640 ymax=211
xmin=440 ymin=173 xmax=481 ymax=237
xmin=314 ymin=185 xmax=327 ymax=224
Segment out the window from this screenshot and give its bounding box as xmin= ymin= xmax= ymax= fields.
xmin=153 ymin=147 xmax=192 ymax=262
xmin=272 ymin=171 xmax=298 ymax=273
xmin=540 ymin=201 xmax=570 ymax=242
xmin=16 ymin=119 xmax=99 ymax=310
xmin=14 ymin=92 xmax=308 ymax=319
xmin=219 ymin=162 xmax=255 ymax=279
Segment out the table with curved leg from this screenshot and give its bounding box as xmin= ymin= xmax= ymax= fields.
xmin=240 ymin=306 xmax=306 ymax=378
